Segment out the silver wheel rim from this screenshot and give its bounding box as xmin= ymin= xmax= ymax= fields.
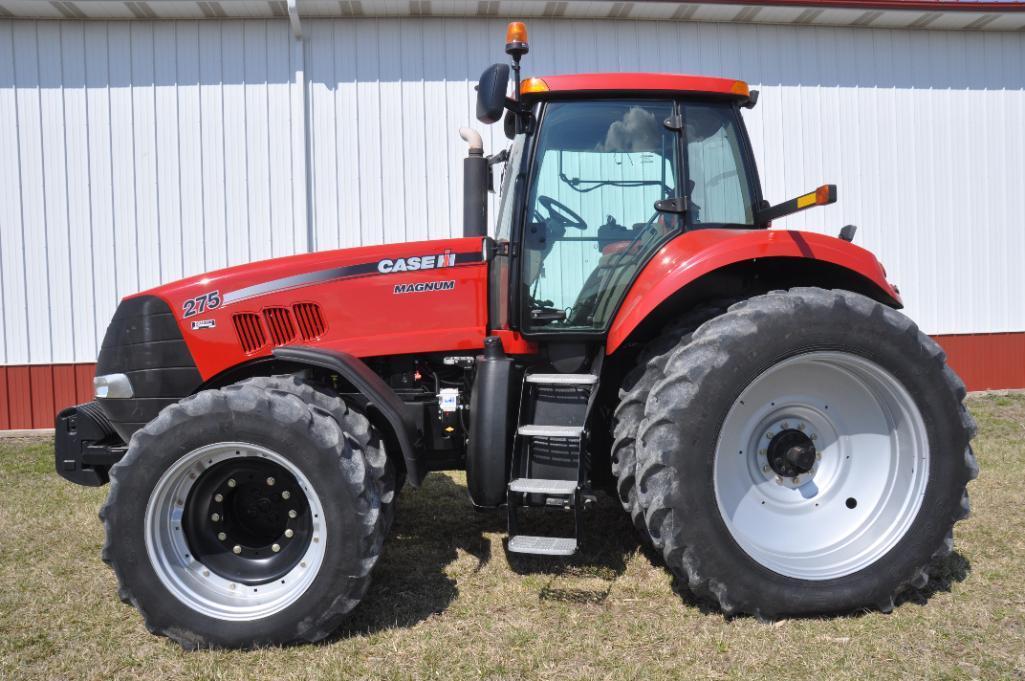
xmin=144 ymin=442 xmax=326 ymax=620
xmin=714 ymin=351 xmax=929 ymax=581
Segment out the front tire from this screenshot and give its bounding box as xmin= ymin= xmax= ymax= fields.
xmin=100 ymin=384 xmax=385 ymax=648
xmin=635 ymin=288 xmax=978 ymax=617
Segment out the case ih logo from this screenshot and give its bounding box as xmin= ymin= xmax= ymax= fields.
xmin=393 ymin=280 xmax=456 ymax=295
xmin=377 ymin=251 xmax=457 ymax=274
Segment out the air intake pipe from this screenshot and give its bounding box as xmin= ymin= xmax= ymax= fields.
xmin=460 ymin=127 xmax=488 ymax=238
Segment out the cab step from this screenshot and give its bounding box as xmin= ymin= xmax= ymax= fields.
xmin=517 ymin=424 xmax=584 ymax=438
xmin=508 ymin=478 xmax=578 ymax=495
xmin=508 ymin=535 xmax=578 ymax=556
xmin=525 ymin=373 xmax=599 ymax=386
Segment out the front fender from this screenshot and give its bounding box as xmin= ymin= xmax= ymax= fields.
xmin=607 ymin=229 xmax=901 ymax=354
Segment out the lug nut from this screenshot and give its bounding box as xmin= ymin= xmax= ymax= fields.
xmin=284 ymin=529 xmax=294 ymax=538
xmin=782 ymin=422 xmax=790 ymax=429
xmin=762 ymin=465 xmax=770 ymax=473
xmin=810 ymin=433 xmax=818 ymax=441
xmin=816 ymin=452 xmax=822 ymax=461
xmin=218 ymin=532 xmax=227 ymax=541
xmin=211 ymin=513 xmax=221 ymax=522
xmin=214 ymin=493 xmax=223 ymax=503
xmin=232 ymin=545 xmax=242 ymax=554
xmin=792 ymin=476 xmax=801 ymax=484
xmin=759 ymin=449 xmax=767 ymax=456
xmin=774 ymin=475 xmax=783 ymax=484
xmin=288 ymin=509 xmax=297 ymax=519
xmin=266 ymin=477 xmax=276 ymax=486
xmin=227 ymin=478 xmax=237 ymax=488
xmin=281 ymin=491 xmax=291 ymax=500
xmin=798 ymin=423 xmax=805 ymax=431
xmin=766 ymin=432 xmax=774 ymax=439
xmin=271 ymin=543 xmax=281 ymax=553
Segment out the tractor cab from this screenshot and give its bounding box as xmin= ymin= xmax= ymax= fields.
xmin=468 ymin=24 xmax=833 ymax=342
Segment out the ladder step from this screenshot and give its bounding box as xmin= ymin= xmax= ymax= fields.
xmin=525 ymin=373 xmax=598 ymax=386
xmin=508 ymin=535 xmax=578 ymax=556
xmin=517 ymin=424 xmax=584 ymax=438
xmin=509 ymin=478 xmax=578 ymax=495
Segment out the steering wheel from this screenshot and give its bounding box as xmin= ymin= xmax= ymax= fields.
xmin=536 ymin=195 xmax=588 ymax=230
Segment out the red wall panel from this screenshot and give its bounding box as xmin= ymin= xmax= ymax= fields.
xmin=934 ymin=333 xmax=1025 ymax=391
xmin=28 ymin=366 xmax=56 ymax=429
xmin=0 ymin=332 xmax=1023 ymax=430
xmin=6 ymin=366 xmax=34 ymax=429
xmin=0 ymin=367 xmax=8 ymax=429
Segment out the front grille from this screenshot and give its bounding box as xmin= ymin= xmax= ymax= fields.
xmin=232 ymin=313 xmax=266 ymax=354
xmin=96 ymin=294 xmax=202 ymax=442
xmin=293 ymin=303 xmax=326 ymax=340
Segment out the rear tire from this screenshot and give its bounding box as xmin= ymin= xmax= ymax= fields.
xmin=612 ymin=302 xmax=731 ymax=541
xmin=100 ymin=384 xmax=385 ymax=648
xmin=635 ymin=288 xmax=977 ymax=617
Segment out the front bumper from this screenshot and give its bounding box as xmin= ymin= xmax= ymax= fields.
xmin=55 ymin=402 xmax=126 ymax=486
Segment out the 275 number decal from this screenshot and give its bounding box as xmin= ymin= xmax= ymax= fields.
xmin=182 ymin=291 xmax=221 ymax=319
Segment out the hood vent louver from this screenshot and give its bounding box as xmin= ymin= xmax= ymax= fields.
xmin=262 ymin=307 xmax=297 ymax=346
xmin=232 ymin=303 xmax=325 ymax=354
xmin=293 ymin=303 xmax=326 ymax=340
xmin=232 ymin=313 xmax=266 ymax=354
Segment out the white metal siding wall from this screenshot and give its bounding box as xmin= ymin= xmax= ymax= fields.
xmin=2 ymin=17 xmax=1024 ymax=367
xmin=0 ymin=19 xmax=306 ymax=365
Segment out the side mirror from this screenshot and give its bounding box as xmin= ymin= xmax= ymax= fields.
xmin=503 ymin=111 xmax=516 ymax=140
xmin=476 ymin=63 xmax=510 ymax=125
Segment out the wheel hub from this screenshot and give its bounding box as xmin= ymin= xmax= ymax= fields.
xmin=182 ymin=458 xmax=312 ymax=585
xmin=767 ymin=429 xmax=817 ymax=478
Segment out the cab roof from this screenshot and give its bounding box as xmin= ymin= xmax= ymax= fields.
xmin=520 ymin=73 xmax=751 ymax=99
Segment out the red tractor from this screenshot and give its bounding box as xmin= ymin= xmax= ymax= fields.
xmin=57 ymin=22 xmax=976 ymax=649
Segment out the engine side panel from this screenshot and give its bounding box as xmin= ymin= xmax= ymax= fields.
xmin=607 ymin=229 xmax=901 ymax=354
xmin=127 ymin=237 xmax=489 ymax=381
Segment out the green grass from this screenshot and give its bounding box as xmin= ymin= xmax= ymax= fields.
xmin=2 ymin=394 xmax=1024 ymax=680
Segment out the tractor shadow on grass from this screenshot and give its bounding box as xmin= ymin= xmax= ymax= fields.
xmin=896 ymin=550 xmax=972 ymax=609
xmin=502 ymin=488 xmax=647 ymax=606
xmin=329 ymin=472 xmax=506 ymax=640
xmin=329 ymin=473 xmax=649 ymax=639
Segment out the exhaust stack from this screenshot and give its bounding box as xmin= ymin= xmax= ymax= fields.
xmin=460 ymin=127 xmax=488 ymax=238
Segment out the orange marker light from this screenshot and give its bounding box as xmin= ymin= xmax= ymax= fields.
xmin=730 ymin=80 xmax=750 ymax=97
xmin=505 ymin=21 xmax=529 ymax=57
xmin=520 ymin=77 xmax=549 ymax=95
xmin=815 ymin=184 xmax=836 ymax=205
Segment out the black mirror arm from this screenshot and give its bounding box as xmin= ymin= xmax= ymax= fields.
xmin=654 ymin=196 xmax=689 ymax=214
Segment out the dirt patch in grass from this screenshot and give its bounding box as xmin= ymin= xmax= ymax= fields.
xmin=2 ymin=394 xmax=1024 ymax=680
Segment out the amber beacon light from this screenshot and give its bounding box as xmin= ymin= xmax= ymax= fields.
xmin=505 ymin=22 xmax=529 ymax=58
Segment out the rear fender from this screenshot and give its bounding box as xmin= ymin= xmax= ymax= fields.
xmin=607 ymin=229 xmax=901 ymax=354
xmin=271 ymin=346 xmax=426 ymax=487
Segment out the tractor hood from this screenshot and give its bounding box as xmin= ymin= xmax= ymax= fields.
xmin=125 ymin=236 xmax=490 ymax=381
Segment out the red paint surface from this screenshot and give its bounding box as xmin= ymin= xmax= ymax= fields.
xmin=607 ymin=228 xmax=900 ymax=354
xmin=1 ymin=332 xmax=1023 ymax=429
xmin=128 ymin=236 xmax=490 ymax=382
xmin=524 ymin=72 xmax=750 ymax=98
